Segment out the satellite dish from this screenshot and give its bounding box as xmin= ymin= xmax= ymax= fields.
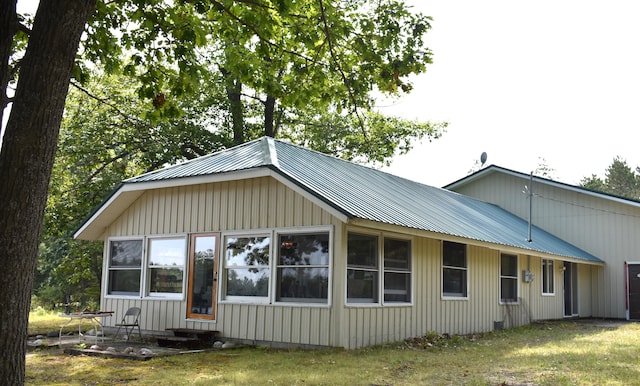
xmin=480 ymin=152 xmax=488 ymax=167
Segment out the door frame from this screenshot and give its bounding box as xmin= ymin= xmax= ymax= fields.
xmin=186 ymin=232 xmax=220 ymax=320
xmin=563 ymin=261 xmax=579 ymax=317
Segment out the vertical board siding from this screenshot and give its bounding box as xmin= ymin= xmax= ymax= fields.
xmin=104 ymin=176 xmax=338 ymax=347
xmin=342 ymin=237 xmax=569 ymax=349
xmin=454 ymin=173 xmax=629 ymax=319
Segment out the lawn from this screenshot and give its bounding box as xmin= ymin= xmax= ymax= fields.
xmin=26 ymin=312 xmax=640 ymax=385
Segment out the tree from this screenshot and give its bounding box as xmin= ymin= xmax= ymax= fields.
xmin=3 ymin=1 xmax=441 ymax=382
xmin=0 ymin=1 xmax=97 ymax=383
xmin=579 ymin=156 xmax=640 ymax=200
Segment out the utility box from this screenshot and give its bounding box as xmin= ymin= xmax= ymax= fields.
xmin=522 ymin=270 xmax=535 ymax=283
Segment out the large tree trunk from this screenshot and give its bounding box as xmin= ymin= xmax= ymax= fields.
xmin=221 ymin=68 xmax=245 ymax=145
xmin=0 ymin=1 xmax=96 ymax=384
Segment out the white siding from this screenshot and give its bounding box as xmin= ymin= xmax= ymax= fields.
xmin=454 ymin=173 xmax=629 ymax=318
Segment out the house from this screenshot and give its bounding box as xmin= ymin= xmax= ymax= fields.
xmin=75 ymin=137 xmax=603 ymax=349
xmin=445 ymin=165 xmax=640 ymax=321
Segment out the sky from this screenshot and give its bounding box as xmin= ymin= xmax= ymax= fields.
xmin=7 ymin=1 xmax=640 ymax=188
xmin=380 ymin=0 xmax=640 ymax=187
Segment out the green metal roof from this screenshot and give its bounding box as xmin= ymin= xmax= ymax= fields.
xmin=117 ymin=137 xmax=602 ymax=263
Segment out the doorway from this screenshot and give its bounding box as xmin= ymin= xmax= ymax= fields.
xmin=563 ymin=262 xmax=578 ymax=317
xmin=627 ymin=263 xmax=640 ymax=320
xmin=186 ymin=233 xmax=219 ymax=320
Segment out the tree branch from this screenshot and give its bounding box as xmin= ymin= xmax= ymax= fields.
xmin=317 ymin=0 xmax=368 ymax=140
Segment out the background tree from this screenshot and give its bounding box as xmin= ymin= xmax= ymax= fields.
xmin=579 ymin=156 xmax=640 ymax=200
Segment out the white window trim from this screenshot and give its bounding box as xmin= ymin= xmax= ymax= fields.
xmin=541 ymin=259 xmax=555 ymax=296
xmin=441 ymin=241 xmax=469 ymax=300
xmin=219 ymin=230 xmax=272 ymax=305
xmin=105 ymin=234 xmax=188 ymax=300
xmin=273 ymin=226 xmax=333 ymax=308
xmin=104 ymin=236 xmax=144 ymax=299
xmin=144 ymin=235 xmax=187 ymax=300
xmin=345 ymin=228 xmax=414 ymax=307
xmin=499 ymin=253 xmax=519 ymax=305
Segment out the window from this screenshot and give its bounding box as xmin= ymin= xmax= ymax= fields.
xmin=147 ymin=237 xmax=186 ymax=297
xmin=542 ymin=259 xmax=554 ymax=295
xmin=107 ymin=239 xmax=143 ymax=296
xmin=277 ymin=232 xmax=330 ymax=303
xmin=224 ymin=235 xmax=271 ymax=299
xmin=500 ymin=254 xmax=518 ymax=303
xmin=346 ymin=233 xmax=412 ymax=304
xmin=442 ymin=241 xmax=467 ymax=298
xmin=384 ymin=238 xmax=411 ymax=303
xmin=347 ymin=233 xmax=379 ymax=303
xmin=106 ymin=236 xmax=186 ymax=298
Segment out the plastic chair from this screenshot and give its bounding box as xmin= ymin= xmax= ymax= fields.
xmin=113 ymin=307 xmax=142 ymax=341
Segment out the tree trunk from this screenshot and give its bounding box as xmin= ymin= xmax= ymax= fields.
xmin=0 ymin=1 xmax=96 ymax=384
xmin=264 ymin=94 xmax=276 ymax=138
xmin=221 ymin=68 xmax=244 ymax=145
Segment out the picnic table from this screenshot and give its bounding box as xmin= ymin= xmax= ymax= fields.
xmin=58 ymin=311 xmax=113 ymax=345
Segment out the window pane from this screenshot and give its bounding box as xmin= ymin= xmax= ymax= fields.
xmin=443 ymin=241 xmax=466 ymax=267
xmin=501 ymin=254 xmax=518 ymax=276
xmin=108 ymin=270 xmax=141 ymax=294
xmin=347 ymin=269 xmax=378 ymax=303
xmin=542 ymin=259 xmax=554 ymax=294
xmin=110 ymin=240 xmax=142 ymax=267
xmin=277 ymin=267 xmax=328 ymax=302
xmin=226 ymin=268 xmax=269 ymax=296
xmin=191 ymin=236 xmax=216 ymax=315
xmin=226 ymin=236 xmax=270 ymax=267
xmin=149 ymin=238 xmax=186 ymax=266
xmin=443 ymin=268 xmax=467 ymax=296
xmin=501 ymin=278 xmax=518 ymax=302
xmin=384 ymin=238 xmax=410 ymax=269
xmin=384 ymin=272 xmax=411 ymax=302
xmin=149 ymin=267 xmax=183 ymax=294
xmin=279 ymin=233 xmax=329 ymax=266
xmin=347 ymin=233 xmax=378 ymax=267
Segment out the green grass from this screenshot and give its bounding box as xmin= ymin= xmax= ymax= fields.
xmin=26 ymin=312 xmax=640 ymax=385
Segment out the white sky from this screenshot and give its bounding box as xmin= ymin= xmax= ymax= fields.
xmin=8 ymin=1 xmax=640 ymax=188
xmin=380 ymin=0 xmax=640 ymax=187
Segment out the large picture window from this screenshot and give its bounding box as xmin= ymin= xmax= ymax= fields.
xmin=501 ymin=254 xmax=518 ymax=303
xmin=542 ymin=259 xmax=555 ymax=295
xmin=107 ymin=239 xmax=143 ymax=296
xmin=276 ymin=232 xmax=330 ymax=303
xmin=224 ymin=235 xmax=271 ymax=300
xmin=346 ymin=232 xmax=412 ymax=305
xmin=442 ymin=241 xmax=467 ymax=298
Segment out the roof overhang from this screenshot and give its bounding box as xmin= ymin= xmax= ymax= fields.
xmin=74 ymin=167 xmax=350 ymax=240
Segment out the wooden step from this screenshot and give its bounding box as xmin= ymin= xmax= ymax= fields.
xmin=155 ymin=335 xmax=205 ymax=349
xmin=165 ymin=328 xmax=219 ymax=342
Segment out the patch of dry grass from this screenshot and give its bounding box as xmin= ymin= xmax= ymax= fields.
xmin=25 ymin=312 xmax=640 ymax=385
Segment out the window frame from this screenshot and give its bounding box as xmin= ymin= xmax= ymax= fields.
xmin=105 ymin=237 xmax=144 ymax=297
xmin=541 ymin=259 xmax=555 ymax=296
xmin=221 ymin=232 xmax=272 ymax=304
xmin=105 ymin=235 xmax=188 ymax=300
xmin=345 ymin=230 xmax=413 ymax=306
xmin=442 ymin=241 xmax=468 ymax=299
xmin=275 ymin=228 xmax=332 ymax=305
xmin=145 ymin=236 xmax=187 ymax=300
xmin=500 ymin=253 xmax=519 ymax=304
